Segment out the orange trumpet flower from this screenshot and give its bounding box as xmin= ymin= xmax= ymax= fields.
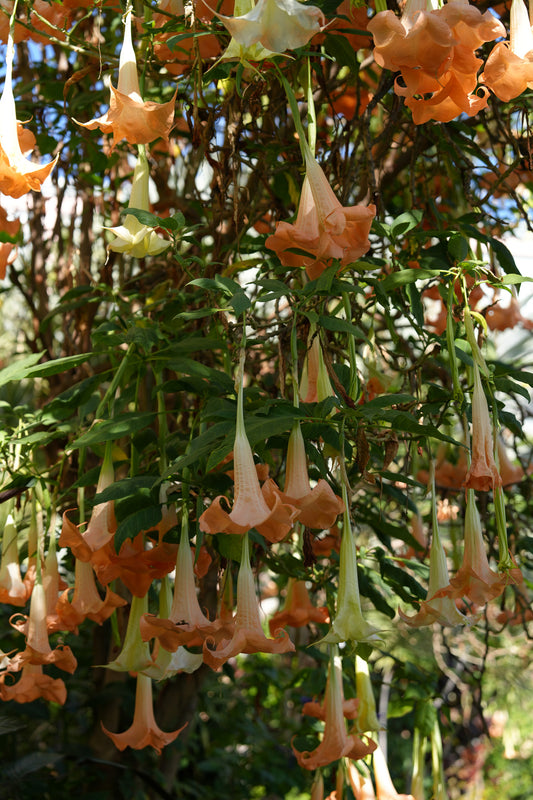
xmin=77 ymin=8 xmax=176 ymax=148
xmin=102 ymin=672 xmax=186 ymax=753
xmin=266 ymin=142 xmax=375 ymax=281
xmin=57 ymin=558 xmax=127 ymax=629
xmin=0 ymin=510 xmax=32 ymax=606
xmin=463 ymin=363 xmax=502 ymax=492
xmin=481 ymin=0 xmax=533 ymax=101
xmin=321 ymin=492 xmax=381 ymax=646
xmin=10 ymin=581 xmax=77 ymax=674
xmin=0 ymin=662 xmax=67 ymax=705
xmin=439 ymin=490 xmax=507 ymax=606
xmin=264 ymin=422 xmax=344 ymax=530
xmin=399 ymin=516 xmax=468 ymax=628
xmin=199 ymin=355 xmax=299 ymax=542
xmin=203 ymin=533 xmax=295 ymax=670
xmin=293 ymin=647 xmax=377 ymax=770
xmin=268 ymin=577 xmax=330 ymax=635
xmin=372 ymin=743 xmax=415 ymax=799
xmin=140 ymin=514 xmax=223 ymax=651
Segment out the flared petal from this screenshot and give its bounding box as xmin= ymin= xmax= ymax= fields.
xmin=269 ymin=578 xmax=330 ymax=635
xmin=102 ymin=673 xmax=186 ymax=753
xmin=216 ymin=0 xmax=324 ymax=53
xmin=203 ymin=533 xmax=294 ymax=670
xmin=463 ymin=364 xmax=502 ymax=491
xmin=293 ymin=650 xmax=377 ymax=770
xmin=76 ymin=9 xmax=176 ymax=147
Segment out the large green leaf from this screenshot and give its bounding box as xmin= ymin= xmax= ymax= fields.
xmin=69 ymin=413 xmax=157 ymax=450
xmin=0 ymin=353 xmax=44 ymax=388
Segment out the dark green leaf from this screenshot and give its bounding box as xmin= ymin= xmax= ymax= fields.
xmin=69 ymin=413 xmax=157 ymax=450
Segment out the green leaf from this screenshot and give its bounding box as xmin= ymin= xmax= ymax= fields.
xmin=230 ymin=291 xmax=252 ymax=316
xmin=489 ymin=237 xmax=520 ymax=277
xmin=25 ymin=353 xmax=94 ymax=378
xmin=380 ymin=268 xmax=442 ymax=293
xmin=358 ymin=393 xmax=416 ymax=410
xmin=172 ymin=420 xmax=235 ymax=472
xmin=0 ymin=353 xmax=44 ymax=388
xmin=69 ymin=413 xmax=157 ymax=450
xmin=122 ymin=207 xmax=158 ymax=226
xmin=114 ymin=506 xmax=163 ymax=551
xmin=324 ymin=32 xmax=358 ymax=70
xmin=318 ymin=314 xmax=364 ymax=338
xmin=94 ymin=475 xmax=158 ymax=504
xmin=501 ymin=274 xmax=533 ymax=285
xmin=493 ymin=375 xmax=531 ymax=401
xmin=447 ymin=234 xmax=469 ymax=263
xmin=215 ymin=532 xmax=243 ymax=563
xmin=390 ymin=210 xmax=423 ymax=239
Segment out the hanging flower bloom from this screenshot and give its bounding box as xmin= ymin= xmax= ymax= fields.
xmin=463 ymin=363 xmax=502 ymax=492
xmin=40 ymin=531 xmax=77 ymax=635
xmin=76 ymin=8 xmax=175 ymax=147
xmin=0 ymin=662 xmax=67 ymax=705
xmin=217 ymin=0 xmax=276 ymax=61
xmin=300 ymin=329 xmax=334 ymax=404
xmin=399 ymin=514 xmax=468 ymax=628
xmin=213 ymin=0 xmax=324 ymax=55
xmin=266 ymin=145 xmax=376 ymax=281
xmin=203 ymin=533 xmax=295 ymax=670
xmin=102 ymin=672 xmax=186 ymax=753
xmin=140 ymin=514 xmax=223 ymax=651
xmin=57 ymin=559 xmax=127 ymax=629
xmin=268 ymin=577 xmax=330 ymax=635
xmin=481 ymin=0 xmax=533 ymax=102
xmin=347 ymin=761 xmax=376 ymax=800
xmin=0 ymin=510 xmax=32 ymax=606
xmin=292 ymin=647 xmax=377 ymax=770
xmin=61 ymin=487 xmax=178 ymax=599
xmin=437 ymin=490 xmax=507 ymax=606
xmin=10 ymin=581 xmax=77 ymax=674
xmin=142 ymin=576 xmax=204 ymax=680
xmin=106 ymin=592 xmax=154 ymax=674
xmin=0 ymin=31 xmax=58 ymax=198
xmin=496 ymin=437 xmax=529 ymax=486
xmin=199 ymin=354 xmax=299 ymax=543
xmin=368 ymin=0 xmax=505 ymax=124
xmin=321 ymin=491 xmax=382 ymax=646
xmin=105 ymin=149 xmax=171 ymax=258
xmin=302 ymin=687 xmax=359 ymax=721
xmin=264 ymin=422 xmax=344 ymax=530
xmin=367 ymin=0 xmax=454 ymax=78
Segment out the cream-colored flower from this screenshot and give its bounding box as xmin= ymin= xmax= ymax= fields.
xmin=215 ymin=0 xmax=324 ymax=54
xmin=106 ymin=151 xmax=170 ymax=257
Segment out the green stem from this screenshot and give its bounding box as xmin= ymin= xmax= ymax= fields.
xmin=305 ymin=57 xmax=316 ymax=155
xmin=96 ymin=342 xmax=136 ymax=419
xmin=275 ymin=68 xmax=311 ymax=166
xmin=290 ymin=312 xmax=300 ymax=408
xmin=342 ymin=292 xmax=359 ymax=401
xmin=446 ymin=281 xmax=463 ymax=403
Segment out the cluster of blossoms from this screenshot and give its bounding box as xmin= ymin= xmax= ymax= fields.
xmin=0 ymin=0 xmax=531 ymax=795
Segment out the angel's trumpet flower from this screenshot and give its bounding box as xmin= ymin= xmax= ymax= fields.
xmin=77 ymin=8 xmax=175 ymax=147
xmin=0 ymin=30 xmax=58 ymax=197
xmin=102 ymin=672 xmax=186 ymax=753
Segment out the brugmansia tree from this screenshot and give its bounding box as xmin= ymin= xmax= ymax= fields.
xmin=0 ymin=0 xmax=532 ymax=797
